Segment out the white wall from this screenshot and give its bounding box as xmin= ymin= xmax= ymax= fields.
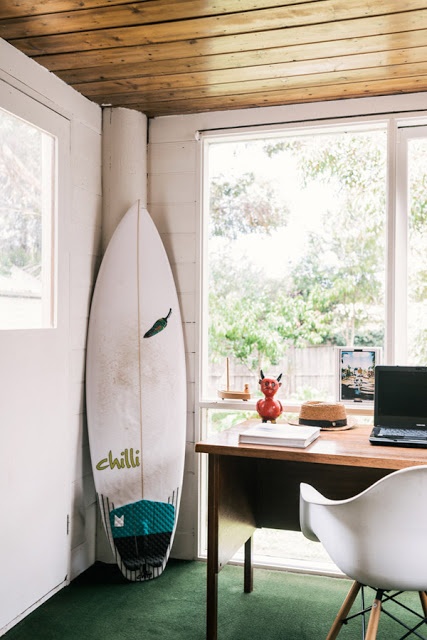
xmin=147 ymin=91 xmax=427 ymax=558
xmin=148 ymin=134 xmax=198 ymax=558
xmin=0 ymin=39 xmax=102 ymax=634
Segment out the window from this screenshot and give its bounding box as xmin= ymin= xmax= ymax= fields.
xmin=198 ymin=117 xmax=427 ymax=570
xmin=202 ymin=124 xmax=387 ymax=404
xmin=0 ymin=103 xmax=56 ymax=329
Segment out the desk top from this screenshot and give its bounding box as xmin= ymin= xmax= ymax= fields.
xmin=195 ymin=421 xmax=427 ymax=470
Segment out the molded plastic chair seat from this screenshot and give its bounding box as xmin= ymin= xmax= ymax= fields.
xmin=300 ymin=465 xmax=427 ymax=639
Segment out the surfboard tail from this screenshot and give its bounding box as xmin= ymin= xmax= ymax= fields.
xmin=98 ymin=492 xmax=180 ymax=582
xmin=110 ymin=499 xmax=175 ymax=570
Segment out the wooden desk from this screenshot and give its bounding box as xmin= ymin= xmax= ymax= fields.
xmin=195 ymin=422 xmax=427 ymax=640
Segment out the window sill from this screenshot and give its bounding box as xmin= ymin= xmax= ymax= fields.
xmin=198 ymin=399 xmax=374 ymax=417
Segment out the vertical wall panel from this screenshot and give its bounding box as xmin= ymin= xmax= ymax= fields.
xmin=69 ymin=117 xmax=102 ymax=581
xmin=148 ymin=134 xmax=198 ymax=559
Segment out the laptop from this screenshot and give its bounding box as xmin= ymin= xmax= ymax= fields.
xmin=369 ymin=365 xmax=427 ymax=448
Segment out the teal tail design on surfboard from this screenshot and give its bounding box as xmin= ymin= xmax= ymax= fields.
xmin=109 ymin=499 xmax=175 ymax=573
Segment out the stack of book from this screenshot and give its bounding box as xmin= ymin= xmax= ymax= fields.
xmin=239 ymin=423 xmax=320 ymax=448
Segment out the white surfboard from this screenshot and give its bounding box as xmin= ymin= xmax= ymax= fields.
xmin=86 ymin=201 xmax=186 ymax=582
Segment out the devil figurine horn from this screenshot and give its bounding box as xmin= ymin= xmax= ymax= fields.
xmin=277 ymin=373 xmax=282 ymax=382
xmin=260 ymin=370 xmax=265 ymax=380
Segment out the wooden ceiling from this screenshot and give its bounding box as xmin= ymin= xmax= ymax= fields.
xmin=2 ymin=1 xmax=427 ymax=118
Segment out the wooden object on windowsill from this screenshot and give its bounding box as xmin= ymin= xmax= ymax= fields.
xmin=217 ymin=358 xmax=251 ymax=401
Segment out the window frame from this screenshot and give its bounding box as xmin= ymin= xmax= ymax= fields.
xmin=199 ymin=116 xmax=398 ymax=415
xmin=0 ymin=79 xmax=68 ymax=330
xmin=394 ymin=124 xmax=427 ymax=364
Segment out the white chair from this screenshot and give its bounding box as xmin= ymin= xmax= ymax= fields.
xmin=300 ymin=465 xmax=427 ymax=640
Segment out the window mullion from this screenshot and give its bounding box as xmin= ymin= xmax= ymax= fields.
xmin=394 ymin=126 xmax=409 ymax=363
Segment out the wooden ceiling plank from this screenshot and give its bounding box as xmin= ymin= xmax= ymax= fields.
xmin=0 ymin=0 xmax=307 ymax=21
xmin=1 ymin=0 xmax=344 ymax=40
xmin=0 ymin=0 xmax=145 ymax=20
xmin=59 ymin=44 xmax=427 ymax=89
xmin=84 ymin=61 xmax=427 ymax=105
xmin=40 ymin=27 xmax=427 ymax=75
xmin=8 ymin=5 xmax=427 ymax=56
xmin=120 ymin=76 xmax=427 ymax=117
xmin=0 ymin=0 xmax=319 ymax=30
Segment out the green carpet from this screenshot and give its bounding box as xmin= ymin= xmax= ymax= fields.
xmin=4 ymin=561 xmax=426 ymax=639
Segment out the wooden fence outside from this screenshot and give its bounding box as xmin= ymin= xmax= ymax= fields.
xmin=210 ymin=345 xmax=337 ymax=401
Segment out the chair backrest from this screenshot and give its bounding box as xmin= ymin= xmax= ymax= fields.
xmin=300 ymin=465 xmax=427 ymax=591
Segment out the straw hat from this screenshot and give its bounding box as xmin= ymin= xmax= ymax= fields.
xmin=289 ymin=400 xmax=356 ymax=431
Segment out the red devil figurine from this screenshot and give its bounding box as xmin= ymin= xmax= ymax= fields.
xmin=256 ymin=370 xmax=283 ymax=423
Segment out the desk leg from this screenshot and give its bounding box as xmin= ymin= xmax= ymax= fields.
xmin=206 ymin=567 xmax=218 ymax=640
xmin=244 ymin=537 xmax=253 ymax=593
xmin=206 ymin=453 xmax=257 ymax=640
xmin=207 ymin=455 xmax=219 ymax=640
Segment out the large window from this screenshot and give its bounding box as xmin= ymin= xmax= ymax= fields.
xmin=202 ymin=124 xmax=387 ymax=404
xmin=0 ymin=105 xmax=56 ymax=329
xmin=199 ymin=118 xmax=427 ymax=570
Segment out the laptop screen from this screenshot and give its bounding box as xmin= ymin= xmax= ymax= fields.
xmin=375 ymin=365 xmax=427 ymax=427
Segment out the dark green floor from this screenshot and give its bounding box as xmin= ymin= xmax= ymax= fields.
xmin=4 ymin=561 xmax=426 ymax=639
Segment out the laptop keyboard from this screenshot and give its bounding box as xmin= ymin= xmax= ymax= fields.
xmin=379 ymin=427 xmax=427 ymax=439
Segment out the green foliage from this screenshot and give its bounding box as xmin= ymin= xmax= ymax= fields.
xmin=209 ymin=171 xmax=288 ymax=238
xmin=208 ymin=254 xmax=331 ymax=373
xmin=0 ymin=110 xmax=43 ymax=277
xmin=411 ymin=328 xmax=427 ymax=366
xmin=265 ymin=132 xmax=386 ymax=347
xmin=207 ymin=129 xmax=413 ymax=374
xmin=209 ymin=410 xmax=258 ymax=434
xmin=411 ymin=174 xmax=427 ymax=231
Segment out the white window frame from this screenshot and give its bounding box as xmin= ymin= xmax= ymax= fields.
xmin=394 ymin=124 xmax=427 ymax=364
xmin=0 ymin=79 xmax=67 ymax=330
xmin=199 ymin=116 xmax=392 ymax=416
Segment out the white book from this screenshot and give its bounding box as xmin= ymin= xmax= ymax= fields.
xmin=239 ymin=423 xmax=320 ymax=448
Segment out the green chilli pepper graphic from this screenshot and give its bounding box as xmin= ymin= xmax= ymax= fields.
xmin=143 ymin=309 xmax=172 ymax=338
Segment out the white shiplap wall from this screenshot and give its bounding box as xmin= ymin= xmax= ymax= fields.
xmin=0 ymin=38 xmax=102 ymax=633
xmin=148 ymin=137 xmax=199 ymax=558
xmin=68 ymin=119 xmax=102 ymax=578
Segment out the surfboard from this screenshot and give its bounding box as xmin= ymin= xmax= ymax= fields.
xmin=86 ymin=201 xmax=186 ymax=582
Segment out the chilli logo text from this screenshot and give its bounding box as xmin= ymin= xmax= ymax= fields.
xmin=96 ymin=448 xmax=140 ymax=471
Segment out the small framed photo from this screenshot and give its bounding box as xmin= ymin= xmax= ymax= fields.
xmin=336 ymin=347 xmax=382 ymax=405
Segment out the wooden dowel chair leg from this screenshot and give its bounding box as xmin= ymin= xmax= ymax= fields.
xmin=365 ymin=590 xmax=383 ymax=640
xmin=419 ymin=591 xmax=427 ymax=618
xmin=326 ymin=581 xmax=361 ymax=640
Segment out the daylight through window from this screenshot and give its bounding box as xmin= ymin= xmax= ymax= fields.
xmin=407 ymin=133 xmax=427 ymax=364
xmin=203 ymin=125 xmax=387 ymax=408
xmin=0 ymin=106 xmax=55 ymax=329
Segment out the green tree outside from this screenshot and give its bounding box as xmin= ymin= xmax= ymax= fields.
xmin=208 ymin=131 xmax=387 ymax=382
xmin=0 ymin=109 xmax=44 ymax=279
